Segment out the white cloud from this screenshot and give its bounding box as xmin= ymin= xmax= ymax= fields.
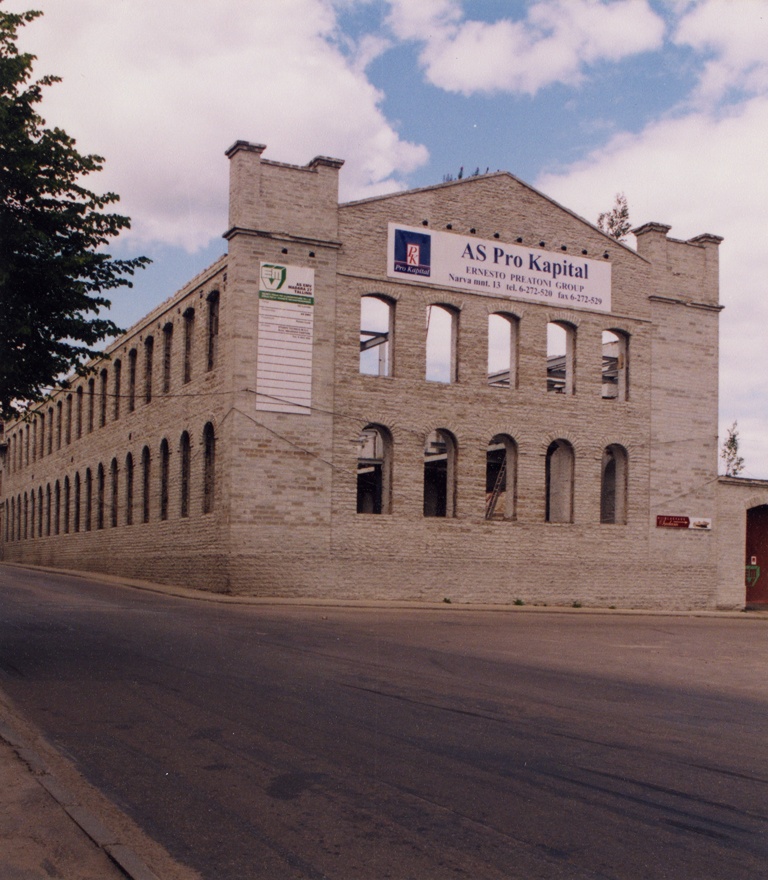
xmin=675 ymin=0 xmax=768 ymax=102
xmin=536 ymin=96 xmax=768 ymax=475
xmin=7 ymin=0 xmax=428 ymax=250
xmin=387 ymin=0 xmax=665 ymax=95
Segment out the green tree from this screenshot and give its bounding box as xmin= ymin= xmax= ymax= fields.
xmin=0 ymin=6 xmax=149 ymax=420
xmin=597 ymin=192 xmax=631 ymax=241
xmin=721 ymin=421 xmax=745 ymax=476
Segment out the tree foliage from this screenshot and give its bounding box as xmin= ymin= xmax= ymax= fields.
xmin=0 ymin=5 xmax=149 ymax=420
xmin=721 ymin=421 xmax=745 ymax=477
xmin=597 ymin=192 xmax=631 ymax=241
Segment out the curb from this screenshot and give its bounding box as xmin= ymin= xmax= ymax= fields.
xmin=0 ymin=717 xmax=159 ymax=880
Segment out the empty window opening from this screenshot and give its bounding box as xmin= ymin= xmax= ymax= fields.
xmin=54 ymin=480 xmax=60 ymax=535
xmin=37 ymin=487 xmax=43 ymax=537
xmin=97 ymin=464 xmax=105 ymax=530
xmin=76 ymin=387 xmax=83 ymax=438
xmin=424 ymin=429 xmax=456 ymax=517
xmin=183 ymin=309 xmax=194 ymax=384
xmin=85 ymin=469 xmax=92 ymax=532
xmin=113 ymin=359 xmax=122 ymax=420
xmin=65 ymin=395 xmax=72 ymax=444
xmin=110 ymin=458 xmax=119 ymax=527
xmin=162 ymin=323 xmax=173 ymax=393
xmin=23 ymin=493 xmax=28 ymax=540
xmin=547 ymin=322 xmax=576 ymax=394
xmin=63 ymin=477 xmax=70 ymax=534
xmin=125 ymin=454 xmax=134 ymax=526
xmin=485 ymin=435 xmax=518 ymax=520
xmin=356 ymin=425 xmax=392 ymax=514
xmin=39 ymin=413 xmax=45 ymax=458
xmin=359 ymin=296 xmax=393 ymax=377
xmin=488 ymin=314 xmax=519 ymax=388
xmin=602 ymin=330 xmax=629 ymax=400
xmin=56 ymin=401 xmax=63 ymax=448
xmin=30 ymin=492 xmax=35 ymax=538
xmin=99 ymin=368 xmax=108 ymax=427
xmin=141 ymin=447 xmax=151 ymax=523
xmin=180 ymin=432 xmax=191 ymax=518
xmin=87 ymin=381 xmax=94 ymax=433
xmin=128 ymin=349 xmax=137 ymax=412
xmin=144 ymin=336 xmax=154 ymax=403
xmin=74 ymin=473 xmax=80 ymax=533
xmin=426 ymin=305 xmax=457 ymax=384
xmin=206 ymin=291 xmax=220 ymax=372
xmin=160 ymin=439 xmax=170 ymax=521
xmin=45 ymin=484 xmax=51 ymax=536
xmin=546 ymin=439 xmax=574 ymax=523
xmin=601 ymin=445 xmax=628 ymax=524
xmin=203 ymin=423 xmax=215 ymax=514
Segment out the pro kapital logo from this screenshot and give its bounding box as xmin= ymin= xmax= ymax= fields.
xmin=393 ymin=228 xmax=431 ymax=277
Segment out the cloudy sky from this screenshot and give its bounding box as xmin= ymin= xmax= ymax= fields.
xmin=8 ymin=0 xmax=768 ymax=474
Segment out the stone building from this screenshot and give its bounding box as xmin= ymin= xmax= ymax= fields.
xmin=0 ymin=141 xmax=762 ymax=608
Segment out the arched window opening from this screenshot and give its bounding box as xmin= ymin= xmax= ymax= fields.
xmin=206 ymin=291 xmax=220 ymax=372
xmin=54 ymin=480 xmax=60 ymax=535
xmin=65 ymin=394 xmax=72 ymax=444
xmin=128 ymin=348 xmax=137 ymax=412
xmin=39 ymin=412 xmax=45 ymax=458
xmin=546 ymin=439 xmax=574 ymax=523
xmin=23 ymin=493 xmax=28 ymax=540
xmin=601 ymin=445 xmax=628 ymax=524
xmin=74 ymin=473 xmax=81 ymax=533
xmin=488 ymin=314 xmax=519 ymax=388
xmin=359 ymin=296 xmax=393 ymax=377
xmin=180 ymin=432 xmax=191 ymax=518
xmin=45 ymin=484 xmax=52 ymax=536
xmin=99 ymin=368 xmax=108 ymax=427
xmin=141 ymin=447 xmax=151 ymax=523
xmin=160 ymin=439 xmax=170 ymax=521
xmin=76 ymin=387 xmax=83 ymax=438
xmin=547 ymin=322 xmax=576 ymax=394
xmin=56 ymin=400 xmax=63 ymax=448
xmin=125 ymin=454 xmax=134 ymax=526
xmin=203 ymin=423 xmax=215 ymax=514
xmin=602 ymin=330 xmax=629 ymax=400
xmin=84 ymin=469 xmax=92 ymax=532
xmin=113 ymin=359 xmax=122 ymax=420
xmin=110 ymin=458 xmax=119 ymax=527
xmin=485 ymin=435 xmax=518 ymax=520
xmin=10 ymin=497 xmax=15 ymax=542
xmin=96 ymin=464 xmax=105 ymax=530
xmin=144 ymin=336 xmax=154 ymax=403
xmin=87 ymin=381 xmax=94 ymax=433
xmin=162 ymin=323 xmax=173 ymax=393
xmin=37 ymin=487 xmax=43 ymax=537
xmin=183 ymin=308 xmax=195 ymax=384
xmin=30 ymin=491 xmax=35 ymax=538
xmin=356 ymin=425 xmax=392 ymax=514
xmin=48 ymin=406 xmax=54 ymax=452
xmin=63 ymin=476 xmax=70 ymax=534
xmin=426 ymin=305 xmax=458 ymax=384
xmin=423 ymin=429 xmax=457 ymax=517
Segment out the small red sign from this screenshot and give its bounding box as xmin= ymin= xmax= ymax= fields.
xmin=656 ymin=515 xmax=690 ymax=528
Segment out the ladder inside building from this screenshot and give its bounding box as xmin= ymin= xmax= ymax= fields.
xmin=485 ymin=457 xmax=507 ymax=520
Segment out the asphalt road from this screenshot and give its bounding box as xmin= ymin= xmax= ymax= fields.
xmin=1 ymin=564 xmax=767 ymax=880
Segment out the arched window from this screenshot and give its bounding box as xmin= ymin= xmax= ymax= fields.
xmin=128 ymin=349 xmax=137 ymax=412
xmin=25 ymin=423 xmax=30 ymax=464
xmin=485 ymin=435 xmax=518 ymax=520
xmin=206 ymin=291 xmax=220 ymax=372
xmin=54 ymin=480 xmax=61 ymax=535
xmin=547 ymin=322 xmax=576 ymax=394
xmin=141 ymin=447 xmax=151 ymax=523
xmin=159 ymin=439 xmax=170 ymax=520
xmin=23 ymin=492 xmax=28 ymax=540
xmin=84 ymin=469 xmax=92 ymax=531
xmin=203 ymin=423 xmax=215 ymax=514
xmin=76 ymin=386 xmax=83 ymax=438
xmin=99 ymin=368 xmax=108 ymax=427
xmin=183 ymin=308 xmax=195 ymax=384
xmin=125 ymin=454 xmax=134 ymax=526
xmin=65 ymin=394 xmax=72 ymax=444
xmin=63 ymin=476 xmax=70 ymax=533
xmin=10 ymin=497 xmax=14 ymax=541
xmin=96 ymin=464 xmax=105 ymax=529
xmin=113 ymin=359 xmax=122 ymax=420
xmin=144 ymin=336 xmax=154 ymax=403
xmin=87 ymin=381 xmax=94 ymax=433
xmin=601 ymin=445 xmax=628 ymax=524
xmin=426 ymin=305 xmax=458 ymax=383
xmin=110 ymin=458 xmax=119 ymax=527
xmin=488 ymin=313 xmax=519 ymax=388
xmin=45 ymin=484 xmax=52 ymax=536
xmin=356 ymin=425 xmax=392 ymax=514
xmin=74 ymin=473 xmax=81 ymax=533
xmin=424 ymin=429 xmax=457 ymax=517
xmin=56 ymin=400 xmax=63 ymax=448
xmin=48 ymin=406 xmax=54 ymax=452
xmin=30 ymin=490 xmax=35 ymax=538
xmin=179 ymin=432 xmax=191 ymax=517
xmin=359 ymin=296 xmax=394 ymax=377
xmin=39 ymin=412 xmax=45 ymax=458
xmin=37 ymin=487 xmax=43 ymax=537
xmin=546 ymin=439 xmax=574 ymax=523
xmin=602 ymin=330 xmax=629 ymax=400
xmin=162 ymin=323 xmax=173 ymax=393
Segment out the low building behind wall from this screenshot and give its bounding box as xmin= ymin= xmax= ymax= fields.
xmin=0 ymin=141 xmax=754 ymax=609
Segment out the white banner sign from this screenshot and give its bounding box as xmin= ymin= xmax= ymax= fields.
xmin=387 ymin=223 xmax=611 ymax=312
xmin=256 ymin=263 xmax=315 ymax=414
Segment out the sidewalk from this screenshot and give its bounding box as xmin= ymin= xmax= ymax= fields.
xmin=0 ymin=715 xmax=158 ymax=880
